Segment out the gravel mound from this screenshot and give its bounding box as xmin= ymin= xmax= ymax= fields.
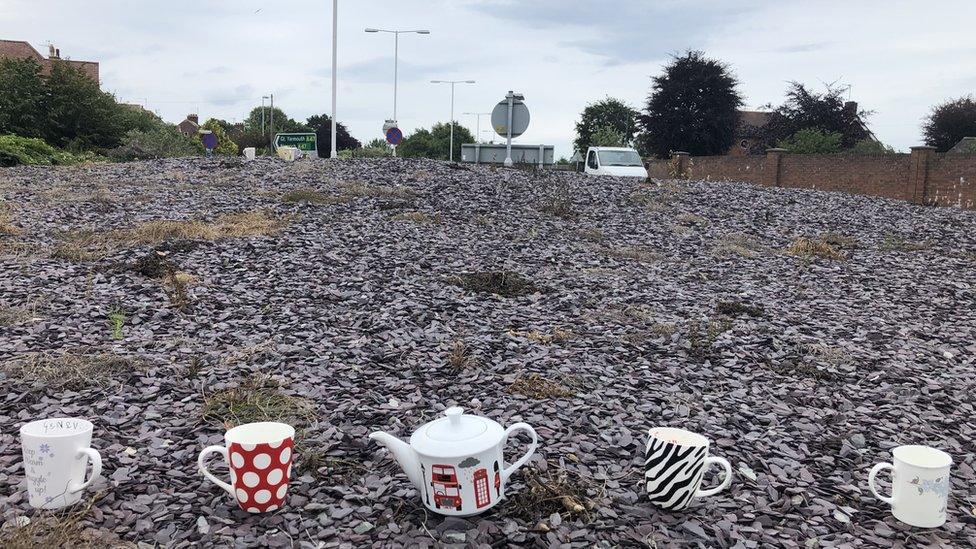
xmin=1 ymin=157 xmax=974 ymax=547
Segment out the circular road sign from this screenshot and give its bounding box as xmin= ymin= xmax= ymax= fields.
xmin=491 ymin=99 xmax=530 ymax=138
xmin=386 ymin=127 xmax=403 ymax=146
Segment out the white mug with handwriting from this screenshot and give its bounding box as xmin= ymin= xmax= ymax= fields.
xmin=20 ymin=418 xmax=103 ymax=509
xmin=869 ymin=445 xmax=951 ymax=528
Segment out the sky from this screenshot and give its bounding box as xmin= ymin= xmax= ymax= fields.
xmin=3 ymin=0 xmax=975 ymax=157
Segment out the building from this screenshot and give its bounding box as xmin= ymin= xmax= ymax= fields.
xmin=726 ymin=102 xmax=874 ymax=155
xmin=948 ymin=137 xmax=976 ymax=154
xmin=178 ymin=114 xmax=200 ymax=137
xmin=0 ymin=40 xmax=99 ymax=83
xmin=727 ymin=110 xmax=772 ymax=156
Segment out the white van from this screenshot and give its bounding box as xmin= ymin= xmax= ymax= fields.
xmin=582 ymin=147 xmax=648 ymax=178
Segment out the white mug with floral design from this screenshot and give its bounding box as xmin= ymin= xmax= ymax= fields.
xmin=869 ymin=445 xmax=952 ymax=528
xmin=20 ymin=418 xmax=103 ymax=509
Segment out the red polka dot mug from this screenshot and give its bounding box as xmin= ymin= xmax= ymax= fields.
xmin=198 ymin=422 xmax=295 ymax=513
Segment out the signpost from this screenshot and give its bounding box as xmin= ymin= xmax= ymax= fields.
xmin=383 ymin=120 xmax=401 ymax=156
xmin=274 ymin=133 xmax=318 ymax=158
xmin=491 ymin=91 xmax=529 ymax=167
xmin=386 ymin=127 xmax=403 ymax=147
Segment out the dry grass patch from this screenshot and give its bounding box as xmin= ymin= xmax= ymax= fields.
xmin=0 ymin=201 xmax=23 ymax=236
xmin=503 ymin=462 xmax=604 ymax=524
xmin=447 ymin=340 xmax=478 ymax=371
xmin=451 ymin=270 xmax=540 ymax=297
xmin=603 ymin=245 xmax=663 ymax=263
xmin=4 ymin=351 xmax=143 ymax=389
xmin=714 ymin=232 xmax=762 ymax=258
xmin=391 ymin=211 xmax=443 ymax=224
xmin=821 ymin=231 xmax=857 ymax=250
xmin=509 ymin=373 xmax=573 ymax=400
xmin=880 ymin=233 xmax=930 ymax=252
xmin=0 ymin=496 xmax=134 ymax=549
xmin=676 ymin=212 xmax=707 ymax=226
xmin=573 ymin=228 xmax=604 ymax=242
xmin=118 ymin=211 xmax=287 ymax=245
xmin=281 ymin=188 xmax=348 ymax=205
xmin=50 ymin=231 xmax=107 ymax=262
xmin=716 ymin=300 xmax=765 ymax=318
xmin=0 ymin=299 xmax=42 ymax=326
xmin=507 ymin=327 xmax=573 ymax=345
xmin=339 ymin=181 xmax=416 ymax=199
xmin=785 ymin=237 xmax=844 ymax=261
xmin=202 ymin=374 xmax=315 ymax=429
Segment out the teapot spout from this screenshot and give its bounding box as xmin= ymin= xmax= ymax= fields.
xmin=369 ymin=431 xmax=423 ymax=493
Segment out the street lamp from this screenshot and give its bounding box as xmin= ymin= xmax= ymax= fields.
xmin=330 ymin=0 xmax=338 ymax=159
xmin=364 ymin=28 xmax=430 ymax=125
xmin=431 ymin=80 xmax=475 ymax=162
xmin=261 ymin=95 xmax=269 ymax=139
xmin=463 ymin=112 xmax=491 ymax=143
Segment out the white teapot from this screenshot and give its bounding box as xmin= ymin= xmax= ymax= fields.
xmin=370 ymin=407 xmax=538 ymax=516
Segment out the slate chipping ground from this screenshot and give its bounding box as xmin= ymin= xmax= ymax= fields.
xmin=0 ymin=157 xmax=974 ymax=548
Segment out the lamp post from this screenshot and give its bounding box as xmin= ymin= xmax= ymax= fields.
xmin=365 ymin=28 xmax=430 ymax=157
xmin=463 ymin=112 xmax=491 ymax=143
xmin=330 ymin=0 xmax=338 ymax=159
xmin=261 ymin=95 xmax=269 ymax=140
xmin=430 ymin=80 xmax=475 ymax=162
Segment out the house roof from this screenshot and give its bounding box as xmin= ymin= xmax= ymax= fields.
xmin=738 ymin=110 xmax=772 ymax=129
xmin=0 ymin=40 xmax=44 ymax=61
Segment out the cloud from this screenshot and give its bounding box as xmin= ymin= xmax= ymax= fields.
xmin=466 ymin=0 xmax=760 ymax=64
xmin=337 ymin=57 xmax=456 ymax=84
xmin=205 ymin=84 xmax=256 ymax=107
xmin=772 ymin=42 xmax=831 ymax=54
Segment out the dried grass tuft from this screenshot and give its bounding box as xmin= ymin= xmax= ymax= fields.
xmin=4 ymin=351 xmax=143 ymax=389
xmin=391 ymin=211 xmax=443 ymax=224
xmin=119 ymin=211 xmax=287 ymax=244
xmin=282 ymin=188 xmax=347 ymax=205
xmin=451 ymin=270 xmax=540 ymax=297
xmin=447 ymin=340 xmax=478 ymax=371
xmin=509 ymin=373 xmax=573 ymax=400
xmin=202 ymin=374 xmax=315 ymax=429
xmin=0 ymin=495 xmax=134 ymax=549
xmin=507 ymin=328 xmax=573 ymax=345
xmin=785 ymin=237 xmax=844 ymax=260
xmin=502 ymin=462 xmax=604 ymax=523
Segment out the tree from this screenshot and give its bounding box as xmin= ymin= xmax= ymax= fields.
xmin=398 ymin=122 xmax=474 ymax=161
xmin=201 ymin=119 xmax=240 ymax=155
xmin=637 ymin=51 xmax=743 ymax=158
xmin=923 ymin=96 xmax=976 ymax=152
xmin=777 ymin=129 xmax=842 ymax=154
xmin=243 ymin=106 xmax=308 ymax=137
xmin=590 ymin=125 xmax=628 ymax=148
xmin=43 ymin=61 xmax=129 ymax=150
xmin=574 ymin=98 xmax=638 ymax=154
xmin=305 ymin=114 xmax=361 ymax=156
xmin=108 ymin=125 xmax=203 ymax=161
xmin=764 ymin=83 xmax=871 ymax=150
xmin=851 ymin=138 xmax=897 ymax=155
xmin=0 ymin=58 xmax=45 ymax=138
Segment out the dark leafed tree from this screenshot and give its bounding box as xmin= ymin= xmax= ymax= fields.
xmin=763 ymin=83 xmax=871 ymax=150
xmin=923 ymin=96 xmax=976 ymax=152
xmin=574 ymin=97 xmax=639 ymax=154
xmin=306 ymin=114 xmax=361 ymax=155
xmin=637 ymin=51 xmax=743 ymax=158
xmin=398 ymin=122 xmax=474 ymax=161
xmin=0 ymin=58 xmax=45 ymax=138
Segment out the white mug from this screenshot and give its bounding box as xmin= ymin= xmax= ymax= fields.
xmin=644 ymin=427 xmax=732 ymax=510
xmin=869 ymin=445 xmax=951 ymax=528
xmin=20 ymin=418 xmax=103 ymax=509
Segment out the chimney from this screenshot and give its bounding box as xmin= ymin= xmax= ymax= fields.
xmin=187 ymin=114 xmax=199 ymax=124
xmin=48 ymin=44 xmax=58 ymax=58
xmin=843 ymin=101 xmax=858 ymax=115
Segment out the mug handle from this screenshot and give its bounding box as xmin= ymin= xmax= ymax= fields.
xmin=68 ymin=448 xmax=102 ymax=493
xmin=695 ymin=456 xmax=733 ymax=498
xmin=198 ymin=445 xmax=235 ymax=497
xmin=501 ymin=423 xmax=538 ymax=482
xmin=868 ymin=462 xmax=894 ymax=505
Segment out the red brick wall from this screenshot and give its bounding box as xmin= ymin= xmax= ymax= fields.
xmin=928 ymin=154 xmax=976 ymax=209
xmin=646 ymin=150 xmax=976 ymax=210
xmin=778 ymin=153 xmax=914 ymax=201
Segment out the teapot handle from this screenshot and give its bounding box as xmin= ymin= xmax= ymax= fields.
xmin=501 ymin=423 xmax=538 ymax=482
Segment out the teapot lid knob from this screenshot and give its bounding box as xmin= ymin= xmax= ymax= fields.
xmin=445 ymin=406 xmax=463 ymax=426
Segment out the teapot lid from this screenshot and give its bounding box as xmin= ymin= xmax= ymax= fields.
xmin=410 ymin=407 xmax=504 ymax=457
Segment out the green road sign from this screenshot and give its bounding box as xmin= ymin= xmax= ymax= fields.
xmin=274 ymin=133 xmax=318 ymax=153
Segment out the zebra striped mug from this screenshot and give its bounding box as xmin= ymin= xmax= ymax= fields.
xmin=644 ymin=427 xmax=732 ymax=510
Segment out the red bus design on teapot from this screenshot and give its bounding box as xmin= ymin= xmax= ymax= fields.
xmin=431 ymin=465 xmax=462 ymax=511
